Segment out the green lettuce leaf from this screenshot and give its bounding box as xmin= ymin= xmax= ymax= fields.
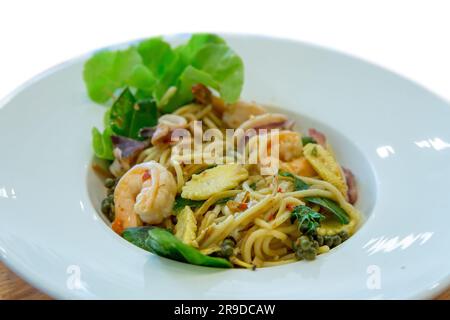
xmin=84 ymin=33 xmax=243 ymax=109
xmin=162 ymin=66 xmax=218 ymax=111
xmin=137 ymin=37 xmax=177 ymax=78
xmin=139 ymin=33 xmax=242 ymax=110
xmin=83 ymin=47 xmax=153 ymax=103
xmin=176 ymin=33 xmax=225 ymax=65
xmin=83 ymin=51 xmax=118 ymax=103
xmin=84 ymin=33 xmax=245 ymax=160
xmin=92 ymin=126 xmax=114 ymax=160
xmin=192 ymin=43 xmax=244 ymax=102
xmin=162 ymin=43 xmax=244 ymax=112
xmin=128 ymin=64 xmax=157 ymax=90
xmin=152 ymin=55 xmax=185 ymax=102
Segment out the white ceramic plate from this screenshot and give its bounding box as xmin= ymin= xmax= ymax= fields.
xmin=0 ymin=34 xmax=449 ymax=299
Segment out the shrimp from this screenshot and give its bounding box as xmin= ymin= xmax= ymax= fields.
xmin=280 ymin=157 xmax=316 ymax=177
xmin=237 ymin=113 xmax=289 ymax=131
xmin=277 ymin=131 xmax=303 ymax=161
xmin=112 ymin=161 xmax=177 ymax=234
xmin=248 ymin=130 xmax=303 ymax=161
xmin=247 ymin=130 xmax=303 ymax=174
xmin=250 ymin=130 xmax=302 ymax=162
xmin=151 ymin=114 xmax=187 ymax=146
xmin=222 ymin=101 xmax=266 ymax=128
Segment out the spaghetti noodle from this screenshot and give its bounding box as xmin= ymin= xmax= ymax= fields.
xmin=102 ymin=91 xmax=362 ymax=269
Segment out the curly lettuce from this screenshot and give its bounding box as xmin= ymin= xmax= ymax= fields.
xmin=84 ymin=33 xmax=244 ymax=160
xmin=161 ymin=43 xmax=244 ymax=112
xmin=83 ymin=47 xmax=154 ymax=103
xmin=83 ymin=33 xmax=243 ymax=108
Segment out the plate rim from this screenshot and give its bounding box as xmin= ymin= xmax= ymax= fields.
xmin=1 ymin=32 xmax=449 ymax=300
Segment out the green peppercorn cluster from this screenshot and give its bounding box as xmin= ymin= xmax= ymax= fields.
xmin=294 ymin=235 xmax=319 ymax=260
xmin=217 ymin=237 xmax=236 ymax=258
xmin=294 ymin=231 xmax=349 ymax=261
xmin=101 ymin=178 xmax=117 ymax=221
xmin=315 ymin=231 xmax=349 ymax=248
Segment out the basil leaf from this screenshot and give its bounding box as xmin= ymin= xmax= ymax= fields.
xmin=302 ymin=136 xmax=317 ymax=146
xmin=124 ymin=226 xmax=234 ymax=268
xmin=216 ymin=197 xmax=233 ymax=204
xmin=278 ymin=171 xmax=309 ymax=191
xmin=109 ymin=88 xmax=136 ymax=136
xmin=305 ymin=197 xmax=350 ymax=224
xmin=109 ymin=88 xmax=158 ymax=140
xmin=123 ymin=227 xmax=154 ymax=252
xmin=128 ymin=99 xmax=158 ymax=140
xmin=173 ymin=196 xmax=205 ymax=213
xmin=145 ymin=227 xmax=232 ymax=268
xmin=173 ymin=194 xmax=232 ymax=214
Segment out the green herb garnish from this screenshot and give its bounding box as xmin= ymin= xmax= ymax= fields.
xmin=92 ymin=88 xmax=158 ymax=159
xmin=123 ymin=227 xmax=232 ymax=268
xmin=174 ymin=195 xmax=233 ymax=214
xmin=305 ymin=197 xmax=350 ymax=224
xmin=173 ymin=196 xmax=204 ymax=213
xmin=291 ymin=205 xmax=325 ymax=235
xmin=109 ymin=88 xmax=158 ymax=139
xmin=216 ymin=197 xmax=233 ymax=204
xmin=83 ymin=47 xmax=148 ymax=104
xmin=301 ymin=136 xmax=317 ymax=146
xmin=278 ymin=171 xmax=309 ymax=191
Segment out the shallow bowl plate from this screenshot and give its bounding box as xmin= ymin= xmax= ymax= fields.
xmin=0 ymin=34 xmax=449 ymax=299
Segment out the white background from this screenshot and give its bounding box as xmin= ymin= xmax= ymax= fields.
xmin=0 ymin=0 xmax=449 ymax=102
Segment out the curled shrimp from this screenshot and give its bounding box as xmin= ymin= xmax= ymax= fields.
xmin=247 ymin=130 xmax=303 ymax=163
xmin=280 ymin=157 xmax=316 ymax=177
xmin=112 ymin=161 xmax=177 ymax=234
xmin=237 ymin=113 xmax=288 ymax=131
xmin=222 ymin=101 xmax=266 ymax=128
xmin=151 ymin=114 xmax=187 ymax=146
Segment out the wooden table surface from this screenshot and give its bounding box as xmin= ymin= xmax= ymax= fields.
xmin=0 ymin=261 xmax=448 ymax=300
